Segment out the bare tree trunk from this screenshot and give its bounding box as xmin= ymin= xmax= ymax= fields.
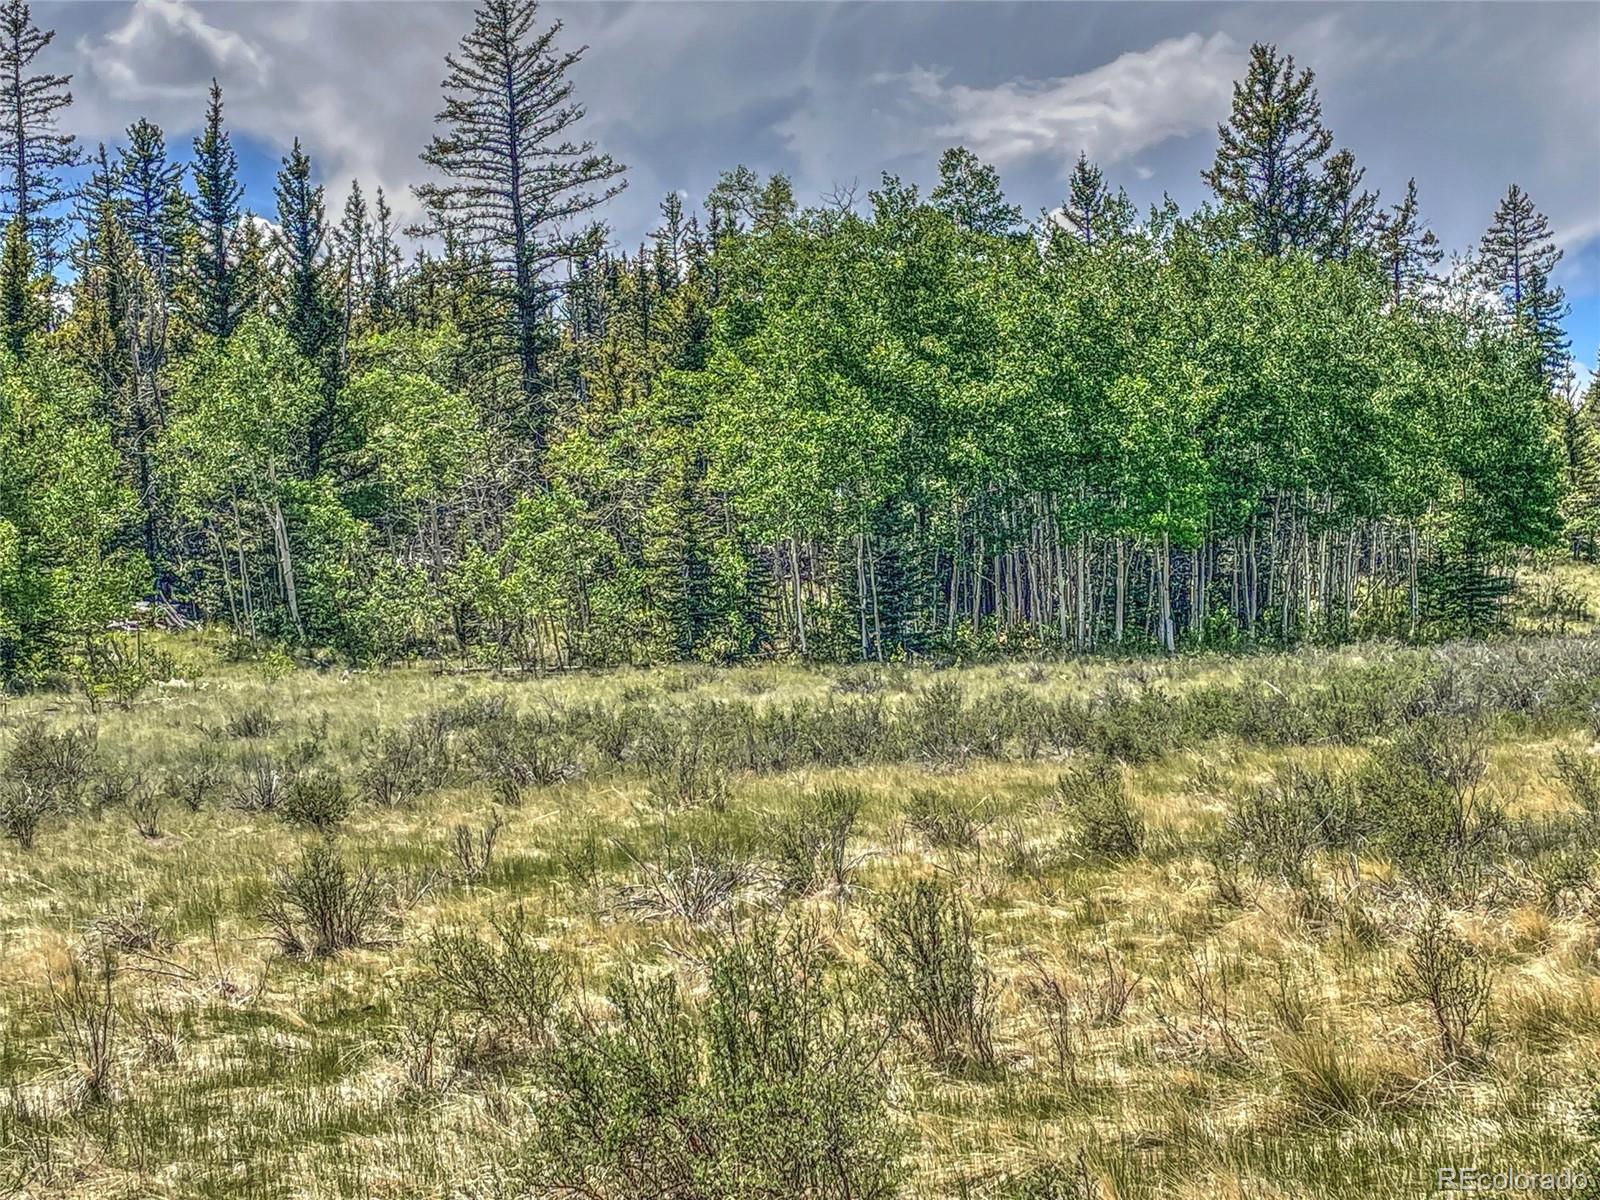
xmin=1159 ymin=531 xmax=1175 ymax=653
xmin=1114 ymin=538 xmax=1127 ymax=645
xmin=789 ymin=535 xmax=808 ymax=657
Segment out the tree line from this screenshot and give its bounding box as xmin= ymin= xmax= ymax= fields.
xmin=0 ymin=0 xmax=1591 ymax=680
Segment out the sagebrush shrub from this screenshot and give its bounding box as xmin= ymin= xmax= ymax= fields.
xmin=162 ymin=743 xmax=226 ymax=811
xmin=905 ymin=787 xmax=984 ymax=852
xmin=230 ymin=753 xmax=286 ymax=813
xmin=1393 ymin=906 xmax=1491 ymax=1061
xmin=224 ymin=703 xmax=278 ymax=740
xmin=772 ymin=785 xmax=864 ymax=895
xmin=3 ymin=722 xmax=97 ymax=813
xmin=1360 ymin=717 xmax=1502 ymax=891
xmin=263 ymin=841 xmax=390 ymax=958
xmin=0 ymin=781 xmax=50 ymax=848
xmin=524 ymin=919 xmax=902 ymax=1199
xmin=467 ymin=711 xmax=578 ymax=804
xmin=280 ymin=766 xmax=351 ymax=831
xmin=638 ymin=725 xmax=729 ymax=810
xmin=449 ymin=810 xmax=504 ymax=883
xmin=615 ymin=832 xmax=753 ymax=925
xmin=1222 ymin=766 xmax=1361 ymax=884
xmin=910 ymin=678 xmax=979 ymax=768
xmin=1554 ymin=748 xmax=1600 ymax=820
xmin=423 ymin=906 xmax=567 ymax=1053
xmin=360 ymin=725 xmax=449 ymax=808
xmin=1056 ymin=757 xmax=1144 ymax=859
xmin=870 ymin=879 xmax=997 ymax=1068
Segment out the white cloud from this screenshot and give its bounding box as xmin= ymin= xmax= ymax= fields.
xmin=884 ymin=33 xmax=1241 ymax=172
xmin=84 ymin=0 xmax=268 ymax=103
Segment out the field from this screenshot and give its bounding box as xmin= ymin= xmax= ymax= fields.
xmin=5 ymin=584 xmax=1600 ymax=1198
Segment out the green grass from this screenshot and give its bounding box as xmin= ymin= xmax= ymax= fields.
xmin=3 ymin=606 xmax=1600 ymax=1197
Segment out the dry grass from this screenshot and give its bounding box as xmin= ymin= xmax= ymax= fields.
xmin=2 ymin=617 xmax=1600 ymax=1198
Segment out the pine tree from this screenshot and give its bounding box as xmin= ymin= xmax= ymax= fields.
xmin=1319 ymin=148 xmax=1377 ymax=260
xmin=1372 ymin=178 xmax=1442 ymax=303
xmin=1052 ymin=152 xmax=1132 ymax=251
xmin=274 ymin=139 xmax=340 ymax=468
xmin=1523 ymin=266 xmax=1571 ymax=387
xmin=416 ymin=0 xmax=626 ymax=449
xmin=117 ymin=119 xmax=189 ymax=289
xmin=0 ymin=213 xmax=40 ymax=355
xmin=0 ymin=0 xmax=76 ymax=266
xmin=1203 ymin=43 xmax=1334 ymax=256
xmin=1480 ymin=184 xmax=1567 ymax=385
xmin=930 ymin=146 xmax=1022 ymax=237
xmin=333 ymin=179 xmax=371 ymax=354
xmin=367 ymin=186 xmax=399 ymax=326
xmin=70 ymin=143 xmax=122 ymax=269
xmin=191 ymin=80 xmax=244 ymax=339
xmin=1480 ymin=184 xmax=1561 ymax=309
xmin=231 ymin=211 xmax=267 ymax=324
xmin=652 ymin=192 xmax=687 ymax=287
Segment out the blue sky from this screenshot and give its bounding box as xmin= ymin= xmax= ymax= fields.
xmin=39 ymin=1 xmax=1600 ymax=386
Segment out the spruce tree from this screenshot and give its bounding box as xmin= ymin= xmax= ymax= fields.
xmin=333 ymin=179 xmax=371 ymax=354
xmin=71 ymin=144 xmax=122 ymax=269
xmin=0 ymin=213 xmax=40 ymax=355
xmin=1051 ymin=152 xmax=1134 ymax=254
xmin=274 ymin=139 xmax=340 ymax=468
xmin=416 ymin=0 xmax=625 ymax=448
xmin=191 ymin=80 xmax=244 ymax=339
xmin=0 ymin=0 xmax=76 ymax=265
xmin=930 ymin=146 xmax=1022 ymax=237
xmin=1203 ymin=43 xmax=1334 ymax=256
xmin=1373 ymin=178 xmax=1441 ymax=303
xmin=117 ymin=118 xmax=189 ymax=289
xmin=367 ymin=186 xmax=399 ymax=326
xmin=1319 ymin=148 xmax=1377 ymax=260
xmin=1480 ymin=184 xmax=1567 ymax=385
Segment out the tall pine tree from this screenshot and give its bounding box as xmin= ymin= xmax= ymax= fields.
xmin=416 ymin=0 xmax=625 ymax=449
xmin=1373 ymin=178 xmax=1441 ymax=303
xmin=1480 ymin=184 xmax=1568 ymax=385
xmin=117 ymin=118 xmax=189 ymax=289
xmin=274 ymin=139 xmax=340 ymax=469
xmin=0 ymin=0 xmax=75 ymax=267
xmin=1202 ymin=43 xmax=1334 ymax=256
xmin=190 ymin=80 xmax=244 ymax=339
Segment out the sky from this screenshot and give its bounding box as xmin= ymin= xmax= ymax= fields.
xmin=38 ymin=0 xmax=1600 ymax=388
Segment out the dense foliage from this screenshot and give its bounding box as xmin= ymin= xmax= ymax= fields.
xmin=0 ymin=0 xmax=1588 ymax=680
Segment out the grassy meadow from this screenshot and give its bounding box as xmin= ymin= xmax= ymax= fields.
xmin=4 ymin=572 xmax=1600 ymax=1198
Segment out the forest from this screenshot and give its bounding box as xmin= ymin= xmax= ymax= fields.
xmin=0 ymin=0 xmax=1589 ymax=689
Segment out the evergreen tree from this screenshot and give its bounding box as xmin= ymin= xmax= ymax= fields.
xmin=1319 ymin=148 xmax=1378 ymax=260
xmin=190 ymin=80 xmax=244 ymax=339
xmin=367 ymin=187 xmax=400 ymax=326
xmin=1373 ymin=178 xmax=1442 ymax=303
xmin=416 ymin=0 xmax=626 ymax=449
xmin=333 ymin=179 xmax=371 ymax=356
xmin=116 ymin=118 xmax=189 ymax=288
xmin=274 ymin=139 xmax=341 ymax=467
xmin=1480 ymin=184 xmax=1567 ymax=385
xmin=71 ymin=144 xmax=122 ymax=266
xmin=1523 ymin=266 xmax=1571 ymax=386
xmin=930 ymin=146 xmax=1022 ymax=237
xmin=0 ymin=0 xmax=76 ymax=265
xmin=1052 ymin=152 xmax=1132 ymax=251
xmin=0 ymin=213 xmax=40 ymax=355
xmin=1202 ymin=42 xmax=1334 ymax=255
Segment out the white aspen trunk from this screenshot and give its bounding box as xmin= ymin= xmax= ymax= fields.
xmin=788 ymin=535 xmax=808 ymax=657
xmin=1114 ymin=538 xmax=1127 ymax=645
xmin=1159 ymin=532 xmax=1175 ymax=653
